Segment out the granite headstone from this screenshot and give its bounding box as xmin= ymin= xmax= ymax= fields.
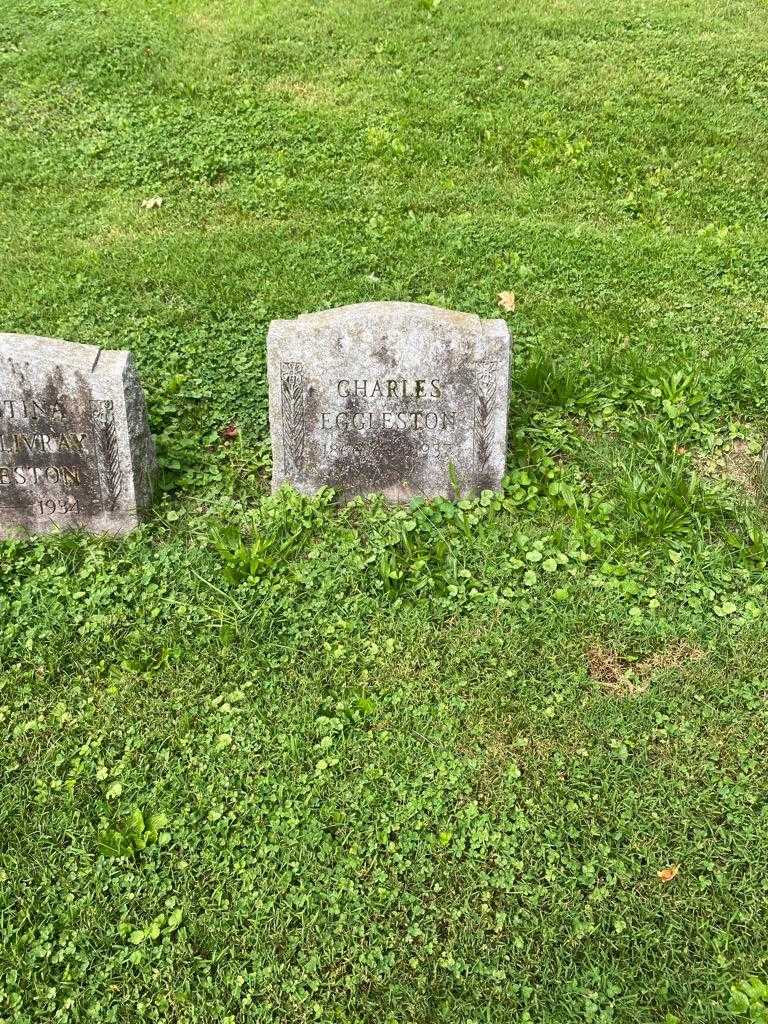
xmin=268 ymin=302 xmax=511 ymax=501
xmin=0 ymin=333 xmax=155 ymax=537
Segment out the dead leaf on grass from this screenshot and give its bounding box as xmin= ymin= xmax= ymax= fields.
xmin=497 ymin=290 xmax=516 ymax=312
xmin=140 ymin=196 xmax=164 ymax=210
xmin=657 ymin=864 xmax=679 ymax=883
xmin=219 ymin=423 xmax=239 ymax=442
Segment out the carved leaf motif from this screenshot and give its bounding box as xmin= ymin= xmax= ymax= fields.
xmin=97 ymin=402 xmax=124 ymax=512
xmin=474 ymin=367 xmax=497 ymax=471
xmin=281 ymin=363 xmax=305 ymax=473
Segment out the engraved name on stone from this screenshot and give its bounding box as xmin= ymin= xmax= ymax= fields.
xmin=268 ymin=302 xmax=511 ymax=501
xmin=0 ymin=334 xmax=156 ymax=537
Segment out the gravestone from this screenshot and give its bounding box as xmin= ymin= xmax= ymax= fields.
xmin=0 ymin=333 xmax=156 ymax=538
xmin=268 ymin=302 xmax=511 ymax=501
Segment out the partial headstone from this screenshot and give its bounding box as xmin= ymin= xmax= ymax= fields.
xmin=0 ymin=333 xmax=156 ymax=538
xmin=268 ymin=302 xmax=511 ymax=501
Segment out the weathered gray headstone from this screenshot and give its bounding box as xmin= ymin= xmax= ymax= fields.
xmin=268 ymin=302 xmax=511 ymax=501
xmin=0 ymin=333 xmax=156 ymax=538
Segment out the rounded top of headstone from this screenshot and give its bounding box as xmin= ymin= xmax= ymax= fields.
xmin=290 ymin=301 xmax=484 ymax=331
xmin=268 ymin=301 xmax=509 ymax=366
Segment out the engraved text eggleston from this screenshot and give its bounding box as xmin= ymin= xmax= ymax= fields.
xmin=267 ymin=302 xmax=511 ymax=501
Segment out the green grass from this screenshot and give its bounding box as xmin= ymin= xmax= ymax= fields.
xmin=2 ymin=0 xmax=768 ymax=1021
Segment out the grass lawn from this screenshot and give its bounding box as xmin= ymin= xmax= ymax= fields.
xmin=2 ymin=0 xmax=768 ymax=1020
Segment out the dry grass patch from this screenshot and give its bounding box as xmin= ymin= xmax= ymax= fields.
xmin=635 ymin=641 xmax=705 ymax=676
xmin=694 ymin=438 xmax=766 ymax=498
xmin=587 ymin=641 xmax=705 ymax=696
xmin=264 ymin=77 xmax=337 ymax=107
xmin=470 ymin=731 xmax=513 ymax=790
xmin=184 ymin=6 xmax=231 ymax=37
xmin=586 ymin=645 xmax=643 ymax=695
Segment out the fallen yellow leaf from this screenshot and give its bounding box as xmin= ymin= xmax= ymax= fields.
xmin=657 ymin=864 xmax=679 ymax=883
xmin=497 ymin=290 xmax=516 ymax=313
